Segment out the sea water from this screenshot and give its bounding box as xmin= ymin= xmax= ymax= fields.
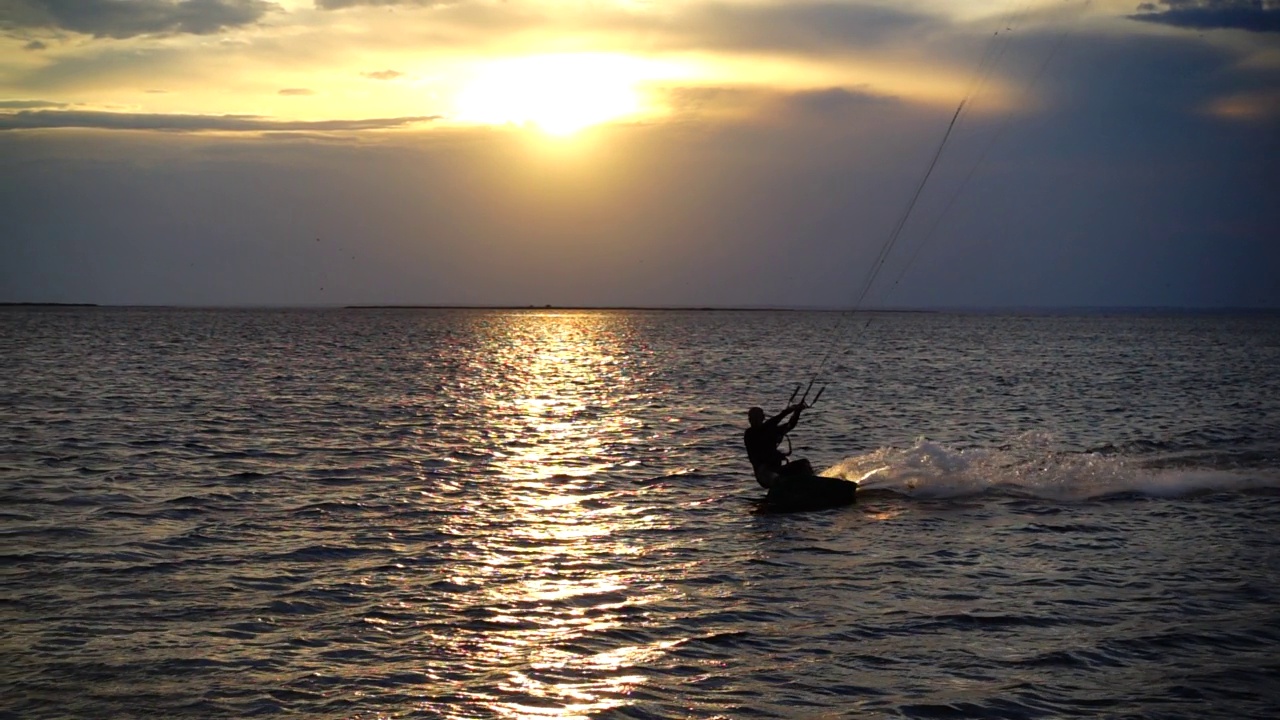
xmin=2 ymin=307 xmax=1278 ymax=719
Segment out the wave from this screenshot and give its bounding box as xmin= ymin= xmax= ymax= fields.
xmin=823 ymin=437 xmax=1280 ymax=500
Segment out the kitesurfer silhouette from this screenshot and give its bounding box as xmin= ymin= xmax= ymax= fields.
xmin=744 ymin=403 xmax=814 ymax=489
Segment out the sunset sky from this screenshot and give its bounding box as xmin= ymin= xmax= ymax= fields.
xmin=1 ymin=0 xmax=1277 ymax=308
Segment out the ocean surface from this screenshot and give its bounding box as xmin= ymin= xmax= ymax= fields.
xmin=3 ymin=307 xmax=1279 ymax=719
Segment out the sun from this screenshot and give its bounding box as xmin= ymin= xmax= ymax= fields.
xmin=454 ymin=54 xmax=654 ymax=136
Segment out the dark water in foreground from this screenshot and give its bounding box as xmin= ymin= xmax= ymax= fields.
xmin=3 ymin=308 xmax=1279 ymax=719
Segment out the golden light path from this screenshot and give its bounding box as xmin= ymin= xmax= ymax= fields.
xmin=415 ymin=312 xmax=684 ymax=718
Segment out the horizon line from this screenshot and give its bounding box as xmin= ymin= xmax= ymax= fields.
xmin=3 ymin=302 xmax=1279 ymax=315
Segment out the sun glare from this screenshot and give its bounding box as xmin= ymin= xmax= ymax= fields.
xmin=454 ymin=54 xmax=658 ymax=136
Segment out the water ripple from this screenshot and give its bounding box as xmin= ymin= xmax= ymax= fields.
xmin=3 ymin=309 xmax=1280 ymax=718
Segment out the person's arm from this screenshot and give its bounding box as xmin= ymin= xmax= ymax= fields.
xmin=766 ymin=404 xmax=804 ymax=429
xmin=780 ymin=404 xmax=804 ymax=434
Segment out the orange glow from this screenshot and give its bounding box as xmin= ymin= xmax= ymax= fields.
xmin=1207 ymin=91 xmax=1280 ymax=122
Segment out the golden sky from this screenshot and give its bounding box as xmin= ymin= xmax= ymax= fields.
xmin=3 ymin=1 xmax=1215 ymax=134
xmin=1 ymin=1 xmax=1278 ymax=307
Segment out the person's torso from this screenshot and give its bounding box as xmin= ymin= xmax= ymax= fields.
xmin=744 ymin=425 xmax=783 ymax=466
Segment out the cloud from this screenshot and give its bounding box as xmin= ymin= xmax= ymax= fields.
xmin=1 ymin=0 xmax=279 ymax=39
xmin=4 ymin=97 xmax=1275 ymax=308
xmin=1014 ymin=27 xmax=1280 ymax=139
xmin=23 ymin=39 xmax=47 ymax=50
xmin=784 ymin=86 xmax=896 ymax=114
xmin=659 ymin=84 xmax=897 ymax=125
xmin=0 ymin=99 xmax=68 ymax=108
xmin=361 ymin=70 xmax=403 ymax=80
xmin=278 ymin=88 xmax=315 ymax=95
xmin=678 ymin=1 xmax=939 ymax=54
xmin=306 ymin=1 xmax=942 ymax=58
xmin=0 ymin=109 xmax=440 ymax=131
xmin=315 ymin=0 xmax=455 ymax=8
xmin=1132 ymin=0 xmax=1280 ymax=33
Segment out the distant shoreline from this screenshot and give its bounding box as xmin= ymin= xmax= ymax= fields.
xmin=317 ymin=305 xmax=1280 ymax=316
xmin=2 ymin=303 xmax=1276 ymax=316
xmin=0 ymin=302 xmax=99 ymax=307
xmin=342 ymin=305 xmax=941 ymax=313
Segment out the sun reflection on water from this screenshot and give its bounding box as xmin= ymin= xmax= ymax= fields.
xmin=409 ymin=311 xmax=679 ymax=718
xmin=473 ymin=311 xmax=650 ymax=482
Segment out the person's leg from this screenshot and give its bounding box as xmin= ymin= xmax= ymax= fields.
xmin=784 ymin=458 xmax=814 ymax=476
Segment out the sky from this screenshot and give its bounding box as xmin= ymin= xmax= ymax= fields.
xmin=0 ymin=0 xmax=1277 ymax=309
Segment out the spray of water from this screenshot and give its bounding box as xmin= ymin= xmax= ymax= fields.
xmin=823 ymin=436 xmax=1277 ymax=501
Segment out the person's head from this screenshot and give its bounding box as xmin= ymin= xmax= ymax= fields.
xmin=748 ymin=407 xmax=765 ymax=426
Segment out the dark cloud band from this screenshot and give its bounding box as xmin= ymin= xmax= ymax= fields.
xmin=0 ymin=110 xmax=440 ymax=131
xmin=0 ymin=100 xmax=68 ymax=109
xmin=1 ymin=0 xmax=278 ymax=39
xmin=1133 ymin=0 xmax=1280 ymax=33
